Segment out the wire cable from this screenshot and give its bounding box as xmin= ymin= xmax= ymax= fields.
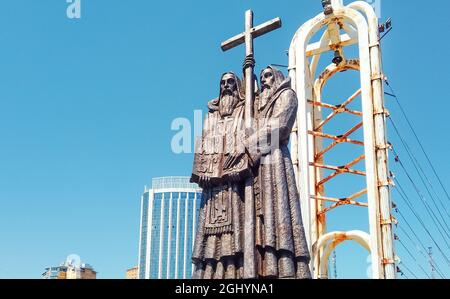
xmin=390 ymin=144 xmax=450 ymax=247
xmin=399 ymin=262 xmax=418 ymax=279
xmin=393 ymin=178 xmax=450 ymax=269
xmin=397 ymin=237 xmax=432 ymax=279
xmin=395 ymin=207 xmax=445 ymax=278
xmin=385 ymin=80 xmax=450 ymax=206
xmin=388 ymin=117 xmax=450 ymax=231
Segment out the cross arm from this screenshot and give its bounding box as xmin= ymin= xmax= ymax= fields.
xmin=221 ymin=17 xmax=282 ymax=52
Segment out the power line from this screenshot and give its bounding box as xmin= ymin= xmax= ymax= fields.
xmin=392 ymin=178 xmax=450 ymax=269
xmin=394 ymin=178 xmax=450 ymax=265
xmin=394 ymin=192 xmax=430 ymax=255
xmin=394 ymin=191 xmax=447 ymax=278
xmin=396 ymin=266 xmax=409 ymax=279
xmin=429 ymin=247 xmax=436 ymax=279
xmin=388 ymin=117 xmax=450 ymax=232
xmin=398 ymin=225 xmax=427 ymax=259
xmin=397 ymin=226 xmax=443 ymax=278
xmin=390 ymin=143 xmax=450 ymax=248
xmin=385 ymin=80 xmax=450 ymax=206
xmin=397 ymin=237 xmax=431 ymax=279
xmin=390 ymin=116 xmax=450 ymax=223
xmin=399 ymin=262 xmax=418 ymax=279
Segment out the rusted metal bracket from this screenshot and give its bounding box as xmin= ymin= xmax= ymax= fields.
xmin=373 ymin=108 xmax=390 ymax=117
xmin=376 ymin=143 xmax=392 ymax=150
xmin=378 ymin=179 xmax=394 ymax=187
xmin=382 ymin=258 xmax=396 ymax=265
xmin=380 ymin=215 xmax=397 ymax=226
xmin=371 ymin=73 xmax=385 ymax=81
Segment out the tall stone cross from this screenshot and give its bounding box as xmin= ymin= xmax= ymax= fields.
xmin=221 ymin=10 xmax=282 ymax=279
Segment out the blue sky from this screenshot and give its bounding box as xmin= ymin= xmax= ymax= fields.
xmin=0 ymin=0 xmax=449 ymax=279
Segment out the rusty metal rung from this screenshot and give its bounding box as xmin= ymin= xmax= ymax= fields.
xmin=310 ymin=162 xmax=366 ymax=176
xmin=347 ymin=189 xmax=368 ymax=201
xmin=341 ymin=89 xmax=362 ymax=107
xmin=308 ymin=131 xmax=364 ymax=146
xmin=308 ymin=101 xmax=363 ymax=117
xmin=347 ymin=154 xmax=366 ymax=168
xmin=311 ymin=195 xmax=368 ymax=206
xmin=316 ymin=199 xmax=368 ymax=216
xmin=315 ymin=111 xmax=338 ymax=131
xmin=307 ymin=88 xmax=363 ymax=118
xmin=313 ymin=190 xmax=368 ymax=215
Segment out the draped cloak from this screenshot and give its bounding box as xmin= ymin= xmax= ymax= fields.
xmin=250 ymin=67 xmax=312 ymax=279
xmin=191 ymin=73 xmax=250 ymax=279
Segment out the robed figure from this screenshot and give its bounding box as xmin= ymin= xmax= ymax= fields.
xmin=248 ymin=66 xmax=312 ymax=279
xmin=191 ymin=72 xmax=251 ymax=279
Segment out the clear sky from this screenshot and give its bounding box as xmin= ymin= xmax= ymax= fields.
xmin=0 ymin=0 xmax=449 ymax=279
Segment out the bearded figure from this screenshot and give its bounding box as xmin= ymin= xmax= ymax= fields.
xmin=247 ymin=66 xmax=312 ymax=279
xmin=191 ymin=72 xmax=251 ymax=279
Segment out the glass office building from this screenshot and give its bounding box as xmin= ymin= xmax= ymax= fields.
xmin=138 ymin=177 xmax=202 ymax=279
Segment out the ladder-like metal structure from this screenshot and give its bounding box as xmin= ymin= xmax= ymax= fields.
xmin=289 ymin=0 xmax=396 ymax=279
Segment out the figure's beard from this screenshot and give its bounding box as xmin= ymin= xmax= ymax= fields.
xmin=219 ymin=94 xmax=239 ymax=117
xmin=260 ymin=86 xmax=274 ymax=108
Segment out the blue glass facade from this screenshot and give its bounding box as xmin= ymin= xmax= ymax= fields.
xmin=138 ymin=177 xmax=201 ymax=279
xmin=177 ymin=192 xmax=186 ymax=278
xmin=138 ymin=193 xmax=149 ymax=279
xmin=169 ymin=193 xmax=179 ymax=279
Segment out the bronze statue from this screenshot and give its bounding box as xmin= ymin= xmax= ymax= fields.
xmin=191 ymin=9 xmax=310 ymax=279
xmin=191 ymin=67 xmax=311 ymax=279
xmin=250 ymin=66 xmax=311 ymax=279
xmin=191 ymin=72 xmax=251 ymax=279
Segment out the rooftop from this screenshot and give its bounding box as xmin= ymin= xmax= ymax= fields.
xmin=149 ymin=176 xmax=200 ymax=191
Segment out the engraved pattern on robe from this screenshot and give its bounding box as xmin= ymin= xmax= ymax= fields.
xmin=191 ymin=103 xmax=248 ymax=279
xmin=251 ymin=77 xmax=312 ymax=279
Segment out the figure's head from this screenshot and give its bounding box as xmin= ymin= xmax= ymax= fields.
xmin=260 ymin=66 xmax=285 ymax=92
xmin=259 ymin=66 xmax=285 ymax=104
xmin=261 ymin=68 xmax=275 ymax=91
xmin=218 ymin=72 xmax=243 ymax=117
xmin=220 ymin=73 xmax=238 ymax=97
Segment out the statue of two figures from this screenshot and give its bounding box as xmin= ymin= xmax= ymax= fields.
xmin=190 ymin=65 xmax=312 ymax=279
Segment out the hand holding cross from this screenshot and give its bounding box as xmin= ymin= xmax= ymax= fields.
xmin=220 ymin=10 xmax=282 ymax=279
xmin=221 ymin=10 xmax=282 ymax=130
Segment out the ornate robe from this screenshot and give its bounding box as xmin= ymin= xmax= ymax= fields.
xmin=191 ymin=98 xmax=250 ymax=279
xmin=249 ymin=76 xmax=312 ymax=279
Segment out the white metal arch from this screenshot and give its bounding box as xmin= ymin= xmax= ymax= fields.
xmin=313 ymin=230 xmax=371 ymax=279
xmin=288 ymin=1 xmax=395 ymax=279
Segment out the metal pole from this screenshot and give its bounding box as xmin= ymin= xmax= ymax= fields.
xmin=332 ymin=250 xmax=337 ymax=279
xmin=429 ymin=247 xmax=436 ymax=279
xmin=362 ymin=3 xmax=397 ymax=279
xmin=243 ymin=9 xmax=256 ymax=279
xmin=244 ymin=10 xmax=255 ymax=130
